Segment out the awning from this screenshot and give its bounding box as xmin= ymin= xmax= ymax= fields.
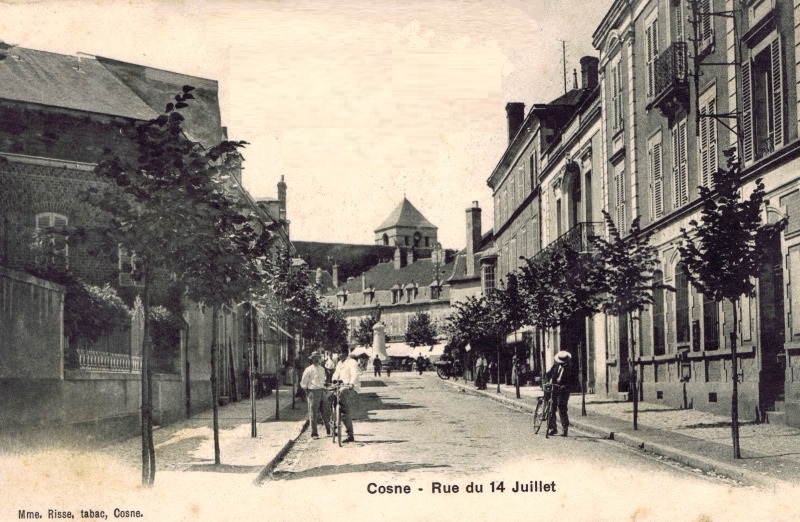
xmin=269 ymin=323 xmax=294 ymax=340
xmin=505 ymin=325 xmax=534 ymax=344
xmin=385 ymin=342 xmax=445 ymax=359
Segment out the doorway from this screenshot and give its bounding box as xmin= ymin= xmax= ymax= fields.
xmin=758 ymin=234 xmax=786 ymax=411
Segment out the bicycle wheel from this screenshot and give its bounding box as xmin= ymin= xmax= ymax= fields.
xmin=533 ymin=399 xmax=547 ymax=434
xmin=544 ymin=400 xmax=554 ymax=439
xmin=330 ymin=398 xmax=338 ymax=444
xmin=436 ymin=366 xmax=450 ymax=380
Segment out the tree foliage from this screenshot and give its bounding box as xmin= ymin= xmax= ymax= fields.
xmin=352 ymin=311 xmax=380 ymax=347
xmin=405 ymin=311 xmax=438 ymax=347
xmin=679 ymin=151 xmax=786 ymax=302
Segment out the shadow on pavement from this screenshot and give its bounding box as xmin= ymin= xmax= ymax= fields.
xmin=269 ymin=461 xmax=450 ymax=481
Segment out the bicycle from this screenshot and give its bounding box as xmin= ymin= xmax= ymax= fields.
xmin=533 ymin=383 xmax=563 ymax=438
xmin=326 ymin=381 xmax=351 ymax=447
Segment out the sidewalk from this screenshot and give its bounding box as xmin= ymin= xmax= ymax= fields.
xmin=442 ymin=377 xmax=800 ymax=489
xmin=94 ymin=388 xmax=308 ymax=487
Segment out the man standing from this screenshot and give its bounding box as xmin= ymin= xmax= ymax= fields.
xmin=545 ymin=350 xmax=575 ymax=437
xmin=373 ymin=355 xmax=382 ymax=377
xmin=332 ymin=346 xmax=361 ymax=443
xmin=300 ymin=352 xmax=330 ymax=439
xmin=324 ymin=351 xmax=336 ymax=384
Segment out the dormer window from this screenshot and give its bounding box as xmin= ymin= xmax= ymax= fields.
xmin=429 ymin=280 xmax=441 ymax=300
xmin=362 ymin=285 xmax=375 ymax=305
xmin=337 ymin=289 xmax=348 ymax=307
xmin=391 ymin=283 xmax=402 ymax=304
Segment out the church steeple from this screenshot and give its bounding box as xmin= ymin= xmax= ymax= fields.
xmin=374 ymin=197 xmax=438 ymax=250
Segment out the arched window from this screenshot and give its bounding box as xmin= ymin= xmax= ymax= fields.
xmin=35 ymin=212 xmax=69 ymax=268
xmin=382 ymin=233 xmax=389 ymax=245
xmin=675 ymin=264 xmax=690 ymax=346
xmin=703 ymin=293 xmax=719 ymax=350
xmin=652 ymin=270 xmax=666 ymax=356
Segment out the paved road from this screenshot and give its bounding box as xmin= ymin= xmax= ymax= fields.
xmin=263 ymin=373 xmax=783 ymax=521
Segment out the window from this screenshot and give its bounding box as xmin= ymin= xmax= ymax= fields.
xmin=35 ymin=212 xmax=68 ymax=268
xmin=613 ymin=163 xmax=626 ymax=232
xmin=483 ymin=264 xmax=496 ymax=294
xmin=703 ymin=293 xmax=719 ymax=349
xmin=610 ymin=61 xmax=624 ymax=131
xmin=648 ymin=133 xmax=664 ymax=220
xmin=556 ymin=199 xmax=563 ymax=237
xmin=529 ymin=153 xmax=537 ymax=187
xmin=674 ymin=0 xmax=686 ymax=42
xmin=652 ymin=270 xmax=666 ymax=356
xmin=424 ymin=236 xmax=430 ymax=247
xmin=698 ymin=86 xmax=718 ymax=189
xmin=698 ymin=0 xmax=714 ymax=52
xmin=645 ymin=14 xmax=658 ymax=98
xmin=675 ymin=264 xmax=690 ymax=345
xmin=741 ymin=36 xmax=784 ymax=163
xmin=672 ymin=117 xmax=688 ymax=208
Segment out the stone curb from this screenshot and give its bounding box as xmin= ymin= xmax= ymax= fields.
xmin=253 ymin=418 xmax=309 ymax=485
xmin=441 ymin=378 xmax=788 ymax=490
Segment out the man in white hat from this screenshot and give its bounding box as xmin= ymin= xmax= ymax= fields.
xmin=300 ymin=351 xmax=330 ymax=439
xmin=331 ymin=346 xmax=361 ymax=443
xmin=545 ymin=350 xmax=575 ymax=437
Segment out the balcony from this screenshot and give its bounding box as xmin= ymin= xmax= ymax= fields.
xmin=647 ymin=42 xmax=690 ymax=125
xmin=535 ymin=221 xmax=603 ymax=261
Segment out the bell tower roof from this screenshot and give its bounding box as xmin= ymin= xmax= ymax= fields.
xmin=375 ymin=197 xmax=437 ymax=233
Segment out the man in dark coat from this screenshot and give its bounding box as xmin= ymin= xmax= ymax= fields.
xmin=545 ymin=350 xmax=576 ymax=437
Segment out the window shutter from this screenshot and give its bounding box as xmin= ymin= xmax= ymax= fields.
xmin=675 ymin=5 xmax=685 ymax=42
xmin=699 ymin=97 xmax=717 ymax=189
xmin=771 ymin=36 xmax=784 ymax=149
xmin=652 ymin=142 xmax=664 ymax=219
xmin=616 ymin=167 xmax=626 ymax=231
xmin=741 ymin=59 xmax=754 ymax=163
xmin=672 ymin=120 xmax=688 ymax=207
xmin=646 ymin=19 xmax=658 ymax=97
xmin=36 ymin=213 xmax=52 ymax=229
xmin=700 ymin=0 xmax=713 ymax=47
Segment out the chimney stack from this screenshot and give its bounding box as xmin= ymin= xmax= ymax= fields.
xmin=394 ymin=247 xmax=403 ymax=270
xmin=466 ymin=201 xmax=482 ymax=277
xmin=505 ymin=102 xmax=525 ymax=144
xmin=277 ymin=175 xmax=287 ymax=221
xmin=332 ymin=264 xmax=339 ymax=288
xmin=580 ymin=56 xmax=599 ymax=90
xmin=316 ymin=267 xmax=322 ymax=286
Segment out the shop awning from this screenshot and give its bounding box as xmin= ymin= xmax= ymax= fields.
xmin=386 ymin=342 xmax=446 ymax=359
xmin=505 ymin=326 xmax=534 ymax=344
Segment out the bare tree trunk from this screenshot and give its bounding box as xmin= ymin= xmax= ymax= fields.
xmin=275 ymin=323 xmax=281 ymax=421
xmin=140 ymin=266 xmax=155 ymax=486
xmin=578 ymin=335 xmax=586 ymax=417
xmin=514 ymin=331 xmax=521 ymax=399
xmin=250 ymin=305 xmax=257 ymax=438
xmin=629 ymin=312 xmax=639 ymax=431
xmin=730 ymin=300 xmax=742 ymax=459
xmin=210 ymin=304 xmax=221 ymax=465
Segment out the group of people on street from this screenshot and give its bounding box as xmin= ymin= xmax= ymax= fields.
xmin=300 ymin=347 xmax=361 ymax=442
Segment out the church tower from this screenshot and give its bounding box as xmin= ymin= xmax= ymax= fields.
xmin=374 ymin=197 xmax=438 ymax=252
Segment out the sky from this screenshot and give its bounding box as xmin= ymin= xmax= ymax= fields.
xmin=2 ymin=0 xmax=613 ymax=250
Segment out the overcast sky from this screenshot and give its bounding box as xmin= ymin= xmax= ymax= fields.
xmin=2 ymin=0 xmax=612 ymax=250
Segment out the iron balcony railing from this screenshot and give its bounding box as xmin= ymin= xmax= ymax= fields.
xmin=534 ymin=221 xmax=604 ymax=261
xmin=653 ymin=41 xmax=688 ymax=100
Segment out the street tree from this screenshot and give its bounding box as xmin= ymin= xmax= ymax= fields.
xmin=445 ymin=295 xmax=505 ymax=385
xmin=352 ymin=312 xmax=380 ymax=348
xmin=492 ymin=272 xmax=529 ymax=398
xmin=678 ymin=151 xmax=786 ymax=458
xmin=592 ymin=211 xmax=672 ymax=429
xmin=87 ymin=86 xmax=264 ymax=482
xmin=405 ymin=311 xmax=438 ymax=348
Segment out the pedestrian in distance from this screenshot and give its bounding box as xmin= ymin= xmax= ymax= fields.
xmin=324 ymin=351 xmax=336 ymax=384
xmin=474 ymin=353 xmax=488 ymax=390
xmin=373 ymin=355 xmax=382 ymax=377
xmin=416 ymin=354 xmax=426 ymax=375
xmin=545 ymin=350 xmax=576 ymax=437
xmin=331 ymin=346 xmax=361 ymax=443
xmin=300 ymin=351 xmax=331 ymax=439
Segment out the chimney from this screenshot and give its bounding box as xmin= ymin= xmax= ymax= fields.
xmin=580 ymin=56 xmax=599 ymax=90
xmin=466 ymin=201 xmax=482 ymax=277
xmin=361 ymin=273 xmax=366 ymax=291
xmin=505 ymin=102 xmax=525 ymax=144
xmin=408 ymin=248 xmax=415 ymax=264
xmin=332 ymin=264 xmax=339 ymax=288
xmin=316 ymin=267 xmax=322 ymax=286
xmin=277 ymin=175 xmax=287 ymax=222
xmin=394 ymin=247 xmax=403 ymax=270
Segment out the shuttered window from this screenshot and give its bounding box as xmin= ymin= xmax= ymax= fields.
xmin=699 ymin=0 xmax=714 ymax=50
xmin=672 ymin=118 xmax=688 ymax=208
xmin=703 ymin=293 xmax=720 ymax=350
xmin=645 ymin=15 xmax=658 ymax=98
xmin=698 ymin=88 xmax=718 ymax=189
xmin=614 ymin=162 xmax=626 ymax=231
xmin=649 ymin=134 xmax=664 ymax=220
xmin=742 ymin=35 xmax=784 ymax=164
xmin=611 ymin=62 xmax=623 ymax=131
